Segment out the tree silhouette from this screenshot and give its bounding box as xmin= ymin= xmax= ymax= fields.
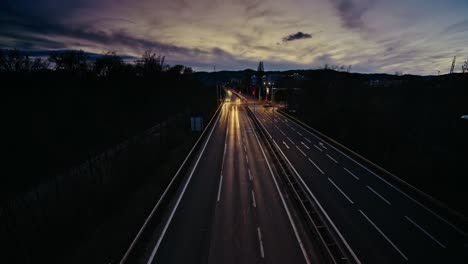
xmin=136 ymin=50 xmax=165 ymax=76
xmin=462 ymin=59 xmax=468 ymax=74
xmin=49 ymin=50 xmax=88 ymax=72
xmin=0 ymin=49 xmax=29 ymax=72
xmin=94 ymin=52 xmax=124 ymax=77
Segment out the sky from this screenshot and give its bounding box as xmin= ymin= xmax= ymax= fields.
xmin=1 ymin=0 xmax=468 ymax=74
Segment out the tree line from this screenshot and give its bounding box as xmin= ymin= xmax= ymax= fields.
xmin=0 ymin=49 xmax=193 ymax=76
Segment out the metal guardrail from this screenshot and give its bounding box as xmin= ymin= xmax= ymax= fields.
xmin=246 ymin=107 xmax=354 ymax=264
xmin=120 ymin=101 xmax=224 ymax=263
xmin=277 ymin=109 xmax=468 ymax=236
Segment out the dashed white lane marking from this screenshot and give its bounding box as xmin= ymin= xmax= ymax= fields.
xmin=283 ymin=141 xmax=290 ymax=149
xmin=304 ymin=137 xmax=312 ymax=143
xmin=328 ymin=178 xmax=354 ymax=204
xmin=359 ymin=210 xmax=408 ymax=261
xmin=314 ymin=144 xmax=323 ymax=152
xmin=326 ymin=154 xmax=338 ymax=163
xmin=245 ymin=154 xmax=249 ymax=164
xmin=344 ymin=167 xmax=360 ymax=180
xmin=404 ymin=216 xmax=446 ymax=248
xmin=295 ymin=145 xmax=307 ymax=157
xmin=297 ymin=131 xmax=303 ymax=136
xmin=217 ymin=175 xmax=223 ymax=202
xmin=367 ymin=186 xmax=391 ymax=205
xmin=251 ymin=190 xmax=257 ymax=208
xmin=286 ymin=136 xmax=295 ymax=145
xmin=257 ymin=227 xmax=265 ymax=258
xmin=300 ymin=141 xmax=310 ymax=149
xmin=248 ymin=169 xmax=253 ymax=181
xmin=308 ymin=158 xmax=325 ymax=175
xmin=319 ymin=142 xmax=327 ymax=149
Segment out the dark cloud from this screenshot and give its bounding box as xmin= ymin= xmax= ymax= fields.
xmin=282 ymin=32 xmax=312 ymax=42
xmin=0 ymin=5 xmax=209 ymax=59
xmin=330 ymin=0 xmax=375 ymax=30
xmin=442 ymin=19 xmax=468 ymax=35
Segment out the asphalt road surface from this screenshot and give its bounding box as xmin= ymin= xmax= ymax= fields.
xmin=150 ymin=92 xmax=311 ymax=264
xmin=246 ymin=95 xmax=468 ymax=264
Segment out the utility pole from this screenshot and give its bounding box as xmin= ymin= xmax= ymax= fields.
xmin=450 ymin=56 xmax=456 ymax=74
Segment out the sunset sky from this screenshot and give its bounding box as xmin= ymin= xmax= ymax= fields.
xmin=1 ymin=0 xmax=467 ymax=74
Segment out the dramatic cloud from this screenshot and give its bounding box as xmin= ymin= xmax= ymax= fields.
xmin=330 ymin=0 xmax=376 ymax=30
xmin=282 ymin=32 xmax=312 ymax=42
xmin=0 ymin=0 xmax=467 ymax=74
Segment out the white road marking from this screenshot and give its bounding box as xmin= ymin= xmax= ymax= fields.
xmin=286 ymin=136 xmax=295 ymax=145
xmin=279 ymin=129 xmax=286 ymax=136
xmin=304 ymin=137 xmax=312 ymax=143
xmin=217 ymin=175 xmax=223 ymax=202
xmin=314 ymin=144 xmax=323 ymax=152
xmin=319 ymin=142 xmax=327 ymax=149
xmin=281 ymin=113 xmax=468 ymax=237
xmin=283 ymin=141 xmax=290 ymax=149
xmin=367 ymin=186 xmax=391 ymax=205
xmin=245 ymin=154 xmax=249 ymax=164
xmin=244 ymin=145 xmax=247 ymax=153
xmin=248 ymin=169 xmax=253 ymax=181
xmin=251 ymin=190 xmax=257 ymax=208
xmin=270 ymin=139 xmax=361 ymax=264
xmin=257 ymin=227 xmax=265 ymax=258
xmin=344 ymin=167 xmax=360 ymax=180
xmin=297 ymin=131 xmax=303 ymax=136
xmin=146 ymin=112 xmax=222 ymax=264
xmin=405 ymin=216 xmax=446 ymax=248
xmin=328 ymin=178 xmax=354 ymax=204
xmin=291 ymin=127 xmax=296 ymax=131
xmin=308 ymin=158 xmax=325 ymax=174
xmin=326 ymin=154 xmax=338 ymax=163
xmin=300 ymin=141 xmax=310 ymax=149
xmin=359 ymin=210 xmax=408 ymax=261
xmin=296 ymin=145 xmax=307 ymax=157
xmin=247 ymin=116 xmax=311 ymax=264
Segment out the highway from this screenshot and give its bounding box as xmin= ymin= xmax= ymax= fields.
xmin=147 ymin=92 xmax=313 ymax=264
xmin=246 ymin=96 xmax=468 ymax=263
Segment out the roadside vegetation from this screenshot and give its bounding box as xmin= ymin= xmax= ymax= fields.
xmin=1 ymin=49 xmax=217 ymax=263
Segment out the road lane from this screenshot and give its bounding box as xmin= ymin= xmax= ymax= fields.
xmin=248 ymin=102 xmax=468 ymax=263
xmin=152 ymin=94 xmax=310 ymax=264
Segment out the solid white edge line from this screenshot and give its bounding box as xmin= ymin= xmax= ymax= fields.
xmin=367 ymin=186 xmax=392 ymax=205
xmin=146 ymin=111 xmax=222 ymax=264
xmin=326 ymin=154 xmax=338 ymax=164
xmin=281 ymin=112 xmax=468 ymax=237
xmin=247 ymin=115 xmax=311 ymax=264
xmin=344 ymin=167 xmax=360 ymax=180
xmin=257 ymin=227 xmax=265 ymax=258
xmin=253 ymin=114 xmax=361 ymax=264
xmin=251 ymin=190 xmax=257 ymax=208
xmin=404 ymin=216 xmax=446 ymax=248
xmin=328 ymin=178 xmax=354 ymax=204
xmin=120 ymin=102 xmax=224 ymax=264
xmin=308 ymin=158 xmax=325 ymax=175
xmin=359 ymin=210 xmax=408 ymax=261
